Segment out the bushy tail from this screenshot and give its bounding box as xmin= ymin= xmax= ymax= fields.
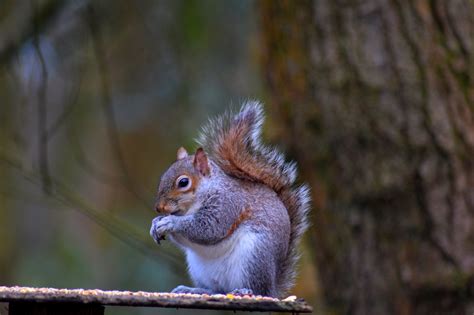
xmin=197 ymin=101 xmax=311 ymax=296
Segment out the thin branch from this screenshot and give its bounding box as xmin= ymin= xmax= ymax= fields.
xmin=46 ymin=69 xmax=83 ymax=140
xmin=0 ymin=152 xmax=185 ymax=273
xmin=0 ymin=0 xmax=65 ymax=67
xmin=32 ymin=0 xmax=52 ymax=194
xmin=69 ymin=122 xmax=156 ymax=214
xmin=69 ymin=127 xmax=125 ymax=183
xmin=84 ymin=4 xmax=152 ymax=210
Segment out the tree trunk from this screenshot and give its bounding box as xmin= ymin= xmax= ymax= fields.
xmin=260 ymin=1 xmax=474 ymax=314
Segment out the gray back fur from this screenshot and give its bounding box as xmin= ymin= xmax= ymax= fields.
xmin=197 ymin=101 xmax=311 ymax=295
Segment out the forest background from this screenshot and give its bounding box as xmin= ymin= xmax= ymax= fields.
xmin=1 ymin=1 xmax=473 ymax=315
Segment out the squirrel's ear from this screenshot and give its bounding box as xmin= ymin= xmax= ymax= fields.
xmin=193 ymin=148 xmax=210 ymax=176
xmin=177 ymin=147 xmax=188 ymax=160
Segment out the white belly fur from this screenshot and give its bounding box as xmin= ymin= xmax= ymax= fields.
xmin=184 ymin=228 xmax=257 ymax=292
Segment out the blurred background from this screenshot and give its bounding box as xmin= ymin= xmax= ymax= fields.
xmin=1 ymin=1 xmax=474 ymax=315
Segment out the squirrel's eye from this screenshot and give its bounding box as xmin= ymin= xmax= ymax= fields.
xmin=176 ymin=175 xmax=192 ymax=191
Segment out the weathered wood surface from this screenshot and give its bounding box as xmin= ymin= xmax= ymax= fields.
xmin=8 ymin=302 xmax=104 ymax=315
xmin=0 ymin=286 xmax=312 ymax=313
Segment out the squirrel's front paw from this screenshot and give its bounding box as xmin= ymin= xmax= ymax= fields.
xmin=150 ymin=216 xmax=176 ymax=244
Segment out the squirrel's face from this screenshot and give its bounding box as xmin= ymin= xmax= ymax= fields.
xmin=155 ymin=147 xmax=210 ymax=216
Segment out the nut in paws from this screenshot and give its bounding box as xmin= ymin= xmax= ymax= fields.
xmin=150 ymin=216 xmax=176 ymax=244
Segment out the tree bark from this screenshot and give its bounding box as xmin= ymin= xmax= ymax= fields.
xmin=260 ymin=0 xmax=474 ymax=314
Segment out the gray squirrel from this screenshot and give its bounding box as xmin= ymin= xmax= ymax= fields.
xmin=150 ymin=101 xmax=310 ymax=298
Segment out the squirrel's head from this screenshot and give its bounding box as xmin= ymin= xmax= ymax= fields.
xmin=154 ymin=147 xmax=210 ymax=216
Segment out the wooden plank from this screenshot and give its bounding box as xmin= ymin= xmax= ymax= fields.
xmin=0 ymin=302 xmax=8 ymax=315
xmin=8 ymin=302 xmax=104 ymax=315
xmin=0 ymin=287 xmax=312 ymax=313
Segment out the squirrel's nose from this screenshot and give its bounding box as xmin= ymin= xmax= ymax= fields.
xmin=155 ymin=200 xmax=172 ymax=213
xmin=155 ymin=200 xmax=165 ymax=213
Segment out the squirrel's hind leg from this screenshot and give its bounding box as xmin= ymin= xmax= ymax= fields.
xmin=171 ymin=285 xmax=215 ymax=295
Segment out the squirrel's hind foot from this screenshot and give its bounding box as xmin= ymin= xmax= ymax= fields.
xmin=171 ymin=285 xmax=214 ymax=295
xmin=230 ymin=288 xmax=254 ymax=296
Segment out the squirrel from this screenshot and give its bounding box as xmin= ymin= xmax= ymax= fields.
xmin=150 ymin=101 xmax=310 ymax=298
